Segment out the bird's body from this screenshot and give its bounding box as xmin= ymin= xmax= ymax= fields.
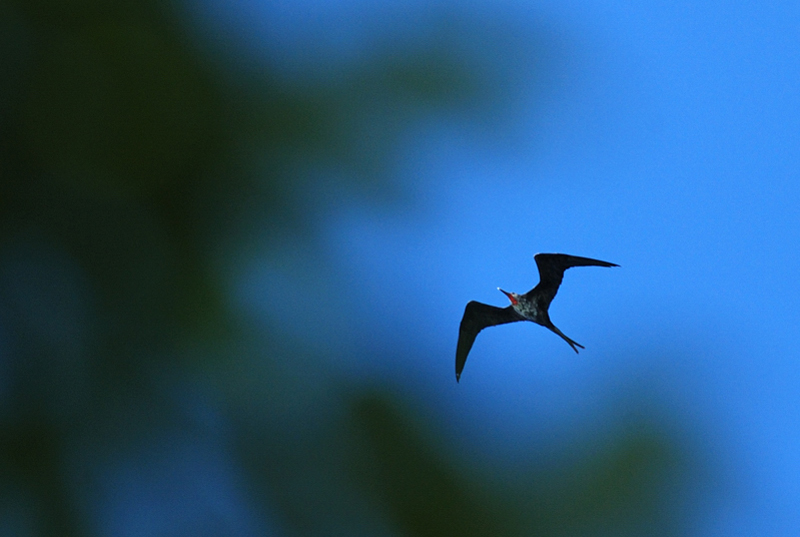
xmin=456 ymin=253 xmax=618 ymax=382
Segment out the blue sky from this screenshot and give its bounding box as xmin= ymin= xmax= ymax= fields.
xmin=201 ymin=1 xmax=800 ymax=534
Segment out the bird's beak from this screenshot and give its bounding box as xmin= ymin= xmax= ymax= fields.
xmin=498 ymin=288 xmax=518 ymax=305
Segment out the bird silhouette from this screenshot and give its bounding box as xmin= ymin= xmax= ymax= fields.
xmin=456 ymin=253 xmax=618 ymax=382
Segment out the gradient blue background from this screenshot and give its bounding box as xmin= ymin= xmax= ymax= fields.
xmin=3 ymin=0 xmax=799 ymax=535
xmin=205 ymin=1 xmax=800 ymax=534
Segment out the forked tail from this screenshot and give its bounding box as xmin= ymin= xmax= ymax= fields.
xmin=546 ymin=323 xmax=585 ymax=353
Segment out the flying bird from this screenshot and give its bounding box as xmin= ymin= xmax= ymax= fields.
xmin=456 ymin=253 xmax=618 ymax=382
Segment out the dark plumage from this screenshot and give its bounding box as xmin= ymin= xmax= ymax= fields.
xmin=456 ymin=253 xmax=618 ymax=382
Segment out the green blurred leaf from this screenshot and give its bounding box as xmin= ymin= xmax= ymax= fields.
xmin=350 ymin=392 xmax=515 ymax=537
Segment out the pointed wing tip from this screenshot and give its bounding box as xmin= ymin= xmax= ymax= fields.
xmin=534 ymin=252 xmax=620 ymax=268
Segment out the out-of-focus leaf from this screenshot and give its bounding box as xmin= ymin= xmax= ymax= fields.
xmin=349 ymin=391 xmax=516 ymax=537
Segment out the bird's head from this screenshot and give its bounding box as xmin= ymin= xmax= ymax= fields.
xmin=498 ymin=288 xmax=520 ymax=306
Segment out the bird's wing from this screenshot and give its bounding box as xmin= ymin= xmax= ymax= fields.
xmin=528 ymin=253 xmax=619 ymax=308
xmin=456 ymin=301 xmax=522 ymax=382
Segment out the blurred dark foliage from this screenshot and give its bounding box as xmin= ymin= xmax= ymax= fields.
xmin=0 ymin=0 xmax=696 ymax=535
xmin=350 ymin=394 xmax=688 ymax=537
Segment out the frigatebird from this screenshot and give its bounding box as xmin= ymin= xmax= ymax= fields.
xmin=456 ymin=253 xmax=618 ymax=382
